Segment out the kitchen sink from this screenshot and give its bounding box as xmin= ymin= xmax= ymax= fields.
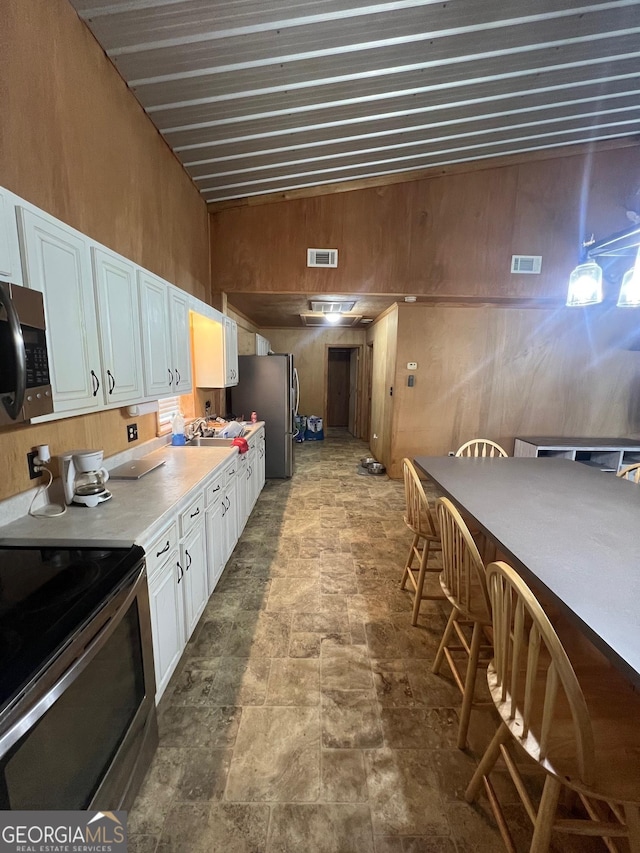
xmin=184 ymin=436 xmax=236 ymax=447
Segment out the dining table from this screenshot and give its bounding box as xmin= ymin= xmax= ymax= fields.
xmin=414 ymin=455 xmax=640 ymax=689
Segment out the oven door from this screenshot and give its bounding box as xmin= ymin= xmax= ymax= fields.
xmin=0 ymin=561 xmax=157 ymax=811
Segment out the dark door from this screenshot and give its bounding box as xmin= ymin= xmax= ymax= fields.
xmin=327 ymin=349 xmax=351 ymax=427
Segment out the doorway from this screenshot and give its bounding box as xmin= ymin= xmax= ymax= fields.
xmin=325 ymin=347 xmax=361 ymax=434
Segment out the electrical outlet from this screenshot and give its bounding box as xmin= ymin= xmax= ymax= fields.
xmin=27 ymin=451 xmax=43 ymax=480
xmin=127 ymin=423 xmax=138 ymax=442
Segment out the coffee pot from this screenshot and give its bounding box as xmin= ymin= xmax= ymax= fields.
xmin=60 ymin=449 xmax=112 ymax=508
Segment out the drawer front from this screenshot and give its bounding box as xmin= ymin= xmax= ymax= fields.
xmin=146 ymin=521 xmax=179 ymax=578
xmin=206 ymin=472 xmax=225 ymax=507
xmin=180 ymin=490 xmax=204 ymax=537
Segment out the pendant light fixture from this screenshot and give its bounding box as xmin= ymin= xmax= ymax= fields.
xmin=566 ymin=261 xmax=603 ymax=307
xmin=566 ymin=224 xmax=640 ymax=308
xmin=616 ymin=248 xmax=640 ymax=307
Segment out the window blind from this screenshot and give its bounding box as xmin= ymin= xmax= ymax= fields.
xmin=157 ymin=396 xmax=181 ymax=433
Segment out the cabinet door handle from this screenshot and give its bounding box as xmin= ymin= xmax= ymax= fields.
xmin=185 ymin=549 xmax=192 ymax=570
xmin=175 ymin=367 xmax=181 ymax=386
xmin=177 ymin=561 xmax=184 ymax=583
xmin=156 ymin=540 xmax=170 ymax=558
xmin=225 ymin=497 xmax=231 ymax=510
xmin=168 ymin=368 xmax=174 ymax=386
xmin=190 ymin=507 xmax=200 ymax=519
xmin=91 ymin=370 xmax=100 ymax=397
xmin=221 ymin=502 xmax=226 ymax=517
xmin=107 ymin=370 xmax=115 ymax=395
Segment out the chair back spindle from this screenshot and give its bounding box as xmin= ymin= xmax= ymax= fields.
xmin=403 ymin=459 xmax=438 ymax=539
xmin=455 ymin=439 xmax=508 ymax=458
xmin=486 ymin=562 xmax=596 ymax=786
xmin=436 ymin=498 xmax=490 ymax=622
xmin=617 ymin=462 xmax=640 ymax=483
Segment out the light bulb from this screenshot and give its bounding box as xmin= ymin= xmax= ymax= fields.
xmin=325 ymin=312 xmax=341 ymax=323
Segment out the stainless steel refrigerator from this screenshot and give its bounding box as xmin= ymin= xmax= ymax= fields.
xmin=231 ymin=354 xmax=298 ymax=478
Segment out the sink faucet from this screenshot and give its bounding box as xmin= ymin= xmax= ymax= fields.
xmin=188 ymin=418 xmax=208 ymax=439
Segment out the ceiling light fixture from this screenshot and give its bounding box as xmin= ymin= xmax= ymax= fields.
xmin=325 ymin=312 xmax=342 ymax=323
xmin=404 ymin=296 xmax=417 ymax=303
xmin=566 ymin=225 xmax=640 ymax=307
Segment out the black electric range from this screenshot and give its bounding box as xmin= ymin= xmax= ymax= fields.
xmin=0 ymin=544 xmax=145 ymax=716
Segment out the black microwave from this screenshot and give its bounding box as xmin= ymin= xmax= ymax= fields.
xmin=0 ymin=281 xmax=53 ymax=424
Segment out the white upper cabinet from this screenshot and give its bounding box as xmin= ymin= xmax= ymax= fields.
xmin=92 ymin=247 xmax=144 ymax=405
xmin=138 ymin=271 xmax=174 ymax=398
xmin=255 ymin=334 xmax=271 ymax=356
xmin=0 ymin=190 xmax=23 ymax=284
xmin=224 ymin=316 xmax=239 ymax=385
xmin=169 ymin=286 xmax=193 ymax=395
xmin=139 ymin=274 xmax=193 ymax=399
xmin=18 ymin=208 xmax=102 ymax=413
xmin=192 ymin=312 xmax=238 ymax=388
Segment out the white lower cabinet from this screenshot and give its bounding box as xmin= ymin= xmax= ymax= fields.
xmin=146 ymin=445 xmax=260 ymax=702
xmin=181 ymin=519 xmax=207 ymax=639
xmin=253 ymin=427 xmax=266 ymax=498
xmin=147 ymin=547 xmax=185 ymax=701
xmin=179 ymin=489 xmax=208 ymax=639
xmin=236 ymin=453 xmax=249 ymax=535
xmin=206 ymin=461 xmax=239 ymax=593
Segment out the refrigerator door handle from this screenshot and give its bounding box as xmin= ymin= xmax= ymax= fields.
xmin=292 ymin=367 xmax=300 ymax=416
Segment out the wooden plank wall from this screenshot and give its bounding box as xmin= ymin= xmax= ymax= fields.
xmin=227 ymin=306 xmax=259 ymax=356
xmin=210 ymin=146 xmax=640 ymax=300
xmin=0 ymin=0 xmax=210 ymax=501
xmin=382 ymin=303 xmax=640 ymax=477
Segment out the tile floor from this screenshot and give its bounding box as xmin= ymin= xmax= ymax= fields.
xmin=129 ymin=430 xmax=607 ymax=853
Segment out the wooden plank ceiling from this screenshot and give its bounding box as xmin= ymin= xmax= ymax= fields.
xmin=70 ymin=0 xmax=640 ymax=207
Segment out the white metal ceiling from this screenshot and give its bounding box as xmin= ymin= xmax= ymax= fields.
xmin=70 ymin=0 xmax=640 ymax=205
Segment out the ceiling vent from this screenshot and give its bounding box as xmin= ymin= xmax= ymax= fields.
xmin=309 ymin=300 xmax=356 ymax=313
xmin=307 ymin=248 xmax=338 ymax=268
xmin=511 ymin=255 xmax=542 ymax=274
xmin=300 ymin=313 xmax=362 ymax=327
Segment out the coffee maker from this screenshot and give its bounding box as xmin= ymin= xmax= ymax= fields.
xmin=60 ymin=450 xmax=112 ymax=508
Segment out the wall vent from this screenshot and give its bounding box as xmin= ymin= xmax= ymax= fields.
xmin=309 ymin=300 xmax=356 ymax=313
xmin=307 ymin=248 xmax=338 ymax=268
xmin=511 ymin=255 xmax=542 ymax=274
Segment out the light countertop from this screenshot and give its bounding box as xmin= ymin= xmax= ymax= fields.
xmin=0 ymin=423 xmax=264 ymax=550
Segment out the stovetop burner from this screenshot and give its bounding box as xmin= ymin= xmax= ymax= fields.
xmin=22 ymin=561 xmax=102 ymax=613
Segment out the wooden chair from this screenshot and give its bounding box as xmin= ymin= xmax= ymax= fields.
xmin=455 ymin=439 xmax=509 ymax=458
xmin=616 ymin=462 xmax=640 ymax=483
xmin=431 ymin=497 xmax=493 ymax=749
xmin=466 ymin=560 xmax=640 ymax=853
xmin=400 ymin=458 xmax=445 ymax=626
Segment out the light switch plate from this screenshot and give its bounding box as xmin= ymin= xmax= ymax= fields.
xmin=407 ymin=362 xmax=417 ymax=370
